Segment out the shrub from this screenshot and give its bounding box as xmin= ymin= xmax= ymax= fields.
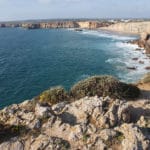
xmin=70 ymin=75 xmax=140 ymax=99
xmin=0 ymin=124 xmax=28 ymax=143
xmin=38 ymin=86 xmax=68 ymax=105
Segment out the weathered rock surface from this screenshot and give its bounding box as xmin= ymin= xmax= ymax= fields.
xmin=101 ymin=21 xmax=150 ymax=54
xmin=0 ymin=96 xmax=149 ymax=149
xmin=0 ymin=20 xmax=113 ymax=29
xmin=101 ymin=21 xmax=150 ymax=34
xmin=130 ymin=33 xmax=150 ymax=54
xmin=115 ymin=123 xmax=150 ymax=150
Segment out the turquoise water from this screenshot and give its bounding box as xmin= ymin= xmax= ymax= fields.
xmin=0 ymin=28 xmax=149 ymax=108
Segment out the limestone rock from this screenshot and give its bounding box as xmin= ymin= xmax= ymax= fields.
xmin=115 ymin=123 xmax=150 ymax=150
xmin=0 ymin=138 xmax=24 ymax=150
xmin=137 ymin=116 xmax=150 ymax=128
xmin=99 ymin=129 xmax=117 ymax=141
xmin=30 ymin=135 xmax=70 ymax=150
xmin=35 ymin=103 xmax=52 ymax=118
xmin=0 ymin=95 xmax=149 ymax=149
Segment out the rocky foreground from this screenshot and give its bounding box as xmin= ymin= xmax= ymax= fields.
xmin=0 ymin=96 xmax=149 ymax=150
xmin=0 ymin=75 xmax=149 ymax=150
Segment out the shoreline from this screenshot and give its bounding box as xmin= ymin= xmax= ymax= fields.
xmin=0 ymin=27 xmax=149 ymax=107
xmin=79 ymin=28 xmax=150 ymax=83
xmin=0 ymin=24 xmax=149 ymax=149
xmin=99 ymin=28 xmax=140 ymax=36
xmin=98 ymin=28 xmax=150 ymax=72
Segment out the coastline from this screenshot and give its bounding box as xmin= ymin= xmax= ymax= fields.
xmin=0 ymin=75 xmax=149 ymax=149
xmin=0 ymin=22 xmax=149 ymax=149
xmin=0 ymin=26 xmax=149 ymax=107
xmin=98 ymin=27 xmax=150 ymax=77
xmin=80 ymin=28 xmax=150 ymax=84
xmin=99 ymin=28 xmax=140 ymax=36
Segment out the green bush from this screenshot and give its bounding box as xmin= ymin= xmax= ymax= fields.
xmin=70 ymin=75 xmax=140 ymax=99
xmin=38 ymin=86 xmax=68 ymax=105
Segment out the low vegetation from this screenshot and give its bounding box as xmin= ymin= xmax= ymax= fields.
xmin=70 ymin=75 xmax=140 ymax=99
xmin=37 ymin=76 xmax=140 ymax=105
xmin=38 ymin=86 xmax=69 ymax=105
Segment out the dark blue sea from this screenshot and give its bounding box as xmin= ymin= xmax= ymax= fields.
xmin=0 ymin=28 xmax=149 ymax=108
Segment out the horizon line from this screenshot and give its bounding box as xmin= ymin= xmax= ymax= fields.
xmin=0 ymin=17 xmax=150 ymax=23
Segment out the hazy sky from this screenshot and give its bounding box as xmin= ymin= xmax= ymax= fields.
xmin=0 ymin=0 xmax=150 ymax=21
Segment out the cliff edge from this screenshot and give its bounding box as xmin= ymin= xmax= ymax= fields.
xmin=101 ymin=21 xmax=150 ymax=34
xmin=101 ymin=21 xmax=150 ymax=54
xmin=0 ymin=75 xmax=149 ymax=150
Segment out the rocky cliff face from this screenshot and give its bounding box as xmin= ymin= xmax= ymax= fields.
xmin=22 ymin=23 xmax=40 ymax=29
xmin=0 ymin=21 xmax=113 ymax=29
xmin=102 ymin=21 xmax=150 ymax=34
xmin=131 ymin=32 xmax=150 ymax=54
xmin=101 ymin=21 xmax=150 ymax=54
xmin=40 ymin=21 xmax=80 ymax=29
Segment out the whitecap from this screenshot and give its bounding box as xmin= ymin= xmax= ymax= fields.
xmin=80 ymin=30 xmax=137 ymax=41
xmin=116 ymin=42 xmax=139 ymax=50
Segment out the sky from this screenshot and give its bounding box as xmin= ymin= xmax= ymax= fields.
xmin=0 ymin=0 xmax=150 ymax=21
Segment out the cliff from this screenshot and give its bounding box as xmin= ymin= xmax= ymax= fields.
xmin=40 ymin=21 xmax=79 ymax=29
xmin=130 ymin=32 xmax=150 ymax=54
xmin=101 ymin=21 xmax=150 ymax=34
xmin=0 ymin=20 xmax=113 ymax=29
xmin=101 ymin=21 xmax=150 ymax=54
xmin=0 ymin=75 xmax=149 ymax=150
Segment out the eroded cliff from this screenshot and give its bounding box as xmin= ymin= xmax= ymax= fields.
xmin=102 ymin=21 xmax=150 ymax=34
xmin=101 ymin=21 xmax=150 ymax=54
xmin=0 ymin=20 xmax=113 ymax=29
xmin=0 ymin=76 xmax=149 ymax=150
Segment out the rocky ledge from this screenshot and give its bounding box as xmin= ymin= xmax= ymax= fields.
xmin=0 ymin=75 xmax=149 ymax=150
xmin=131 ymin=32 xmax=150 ymax=54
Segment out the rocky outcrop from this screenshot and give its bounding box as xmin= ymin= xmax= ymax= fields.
xmin=101 ymin=21 xmax=150 ymax=34
xmin=115 ymin=123 xmax=149 ymax=150
xmin=40 ymin=21 xmax=79 ymax=29
xmin=0 ymin=95 xmax=149 ymax=149
xmin=131 ymin=33 xmax=150 ymax=54
xmin=0 ymin=20 xmax=113 ymax=29
xmin=22 ymin=23 xmax=40 ymax=29
xmin=101 ymin=21 xmax=150 ymax=54
xmin=0 ymin=24 xmax=6 ymax=27
xmin=77 ymin=21 xmax=111 ymax=29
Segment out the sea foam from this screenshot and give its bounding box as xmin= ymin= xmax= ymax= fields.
xmin=80 ymin=30 xmax=137 ymax=41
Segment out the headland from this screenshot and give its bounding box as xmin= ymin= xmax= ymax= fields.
xmin=0 ymin=19 xmax=149 ymax=150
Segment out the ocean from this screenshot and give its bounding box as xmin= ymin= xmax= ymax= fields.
xmin=0 ymin=28 xmax=149 ymax=108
